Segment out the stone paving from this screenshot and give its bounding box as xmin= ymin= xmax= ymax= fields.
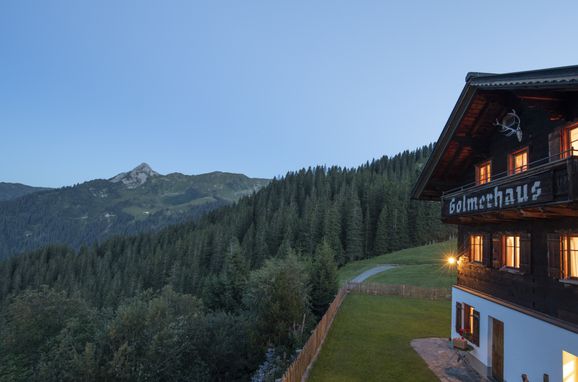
xmin=411 ymin=338 xmax=488 ymax=382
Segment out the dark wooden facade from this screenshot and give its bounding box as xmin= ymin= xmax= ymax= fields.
xmin=412 ymin=66 xmax=578 ymax=328
xmin=457 ymin=219 xmax=578 ymax=325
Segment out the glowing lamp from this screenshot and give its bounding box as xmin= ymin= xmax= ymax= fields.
xmin=447 ymin=256 xmax=457 ymax=265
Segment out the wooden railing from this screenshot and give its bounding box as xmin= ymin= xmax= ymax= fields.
xmin=441 ymin=156 xmax=578 ymax=220
xmin=280 ymin=283 xmax=451 ymax=382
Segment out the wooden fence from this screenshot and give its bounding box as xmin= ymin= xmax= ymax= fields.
xmin=346 ymin=282 xmax=451 ymax=300
xmin=280 ymin=285 xmax=349 ymax=382
xmin=280 ymin=283 xmax=451 ymax=382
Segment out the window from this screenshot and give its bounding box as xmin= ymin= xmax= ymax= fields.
xmin=508 ymin=148 xmax=528 ymax=175
xmin=504 ymin=235 xmax=520 ymax=268
xmin=561 ymin=235 xmax=578 ymax=279
xmin=563 ymin=351 xmax=578 ymax=382
xmin=495 ymin=233 xmax=530 ymax=272
xmin=562 ymin=125 xmax=578 ymax=158
xmin=460 ymin=303 xmax=480 ymax=346
xmin=475 ymin=161 xmax=491 ymax=185
xmin=470 ymin=235 xmax=483 ymax=262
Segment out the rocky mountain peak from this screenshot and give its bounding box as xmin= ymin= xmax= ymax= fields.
xmin=109 ymin=163 xmax=160 ymax=189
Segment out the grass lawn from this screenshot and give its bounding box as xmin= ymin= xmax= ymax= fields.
xmin=337 ymin=241 xmax=457 ymax=286
xmin=366 ymin=264 xmax=456 ymax=288
xmin=307 ymin=294 xmax=450 ymax=382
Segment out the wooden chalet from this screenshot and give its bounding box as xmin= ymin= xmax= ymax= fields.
xmin=413 ymin=65 xmax=578 ymax=382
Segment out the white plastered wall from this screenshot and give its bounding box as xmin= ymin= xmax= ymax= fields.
xmin=451 ymin=286 xmax=578 ymax=381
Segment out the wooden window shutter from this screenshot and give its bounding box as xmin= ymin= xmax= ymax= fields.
xmin=547 ymin=233 xmax=562 ymax=279
xmin=520 ymin=233 xmax=531 ymax=274
xmin=473 ymin=310 xmax=480 ymax=346
xmin=492 ymin=234 xmax=502 ymax=268
xmin=455 ymin=302 xmax=462 ymax=332
xmin=475 ymin=165 xmax=480 ymax=185
xmin=483 ymin=234 xmax=492 ymax=267
xmin=549 ymin=127 xmax=561 ymax=160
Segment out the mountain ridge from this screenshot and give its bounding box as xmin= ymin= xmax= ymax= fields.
xmin=0 ymin=165 xmax=270 ymax=258
xmin=0 ymin=182 xmax=52 ymax=202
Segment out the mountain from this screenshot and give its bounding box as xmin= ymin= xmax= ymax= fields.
xmin=109 ymin=162 xmax=160 ymax=188
xmin=0 ymin=145 xmax=453 ymax=381
xmin=0 ymin=182 xmax=51 ymax=201
xmin=0 ymin=145 xmax=454 ymax=382
xmin=0 ymin=164 xmax=269 ymax=258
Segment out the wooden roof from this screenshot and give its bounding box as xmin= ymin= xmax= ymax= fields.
xmin=412 ymin=65 xmax=578 ymax=201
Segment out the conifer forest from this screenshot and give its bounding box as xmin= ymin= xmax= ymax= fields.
xmin=0 ymin=144 xmax=453 ymax=382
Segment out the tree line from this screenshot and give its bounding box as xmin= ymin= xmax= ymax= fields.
xmin=0 ymin=144 xmax=453 ymax=381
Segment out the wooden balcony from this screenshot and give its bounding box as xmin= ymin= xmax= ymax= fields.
xmin=441 ymin=156 xmax=578 ymax=223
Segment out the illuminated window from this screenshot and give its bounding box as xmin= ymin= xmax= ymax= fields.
xmin=470 ymin=235 xmax=483 ymax=262
xmin=504 ymin=235 xmax=520 ymax=268
xmin=476 ymin=161 xmax=491 ymax=185
xmin=509 ymin=148 xmax=528 ymax=175
xmin=570 ymin=128 xmax=578 ymax=156
xmin=563 ymin=125 xmax=578 ymax=158
xmin=561 ymin=235 xmax=578 ymax=279
xmin=563 ymin=351 xmax=578 ymax=382
xmin=461 ymin=303 xmax=480 ymax=346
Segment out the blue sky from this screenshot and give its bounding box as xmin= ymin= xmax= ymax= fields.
xmin=2 ymin=1 xmax=578 ymax=187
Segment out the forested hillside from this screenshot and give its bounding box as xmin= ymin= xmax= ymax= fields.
xmin=0 ymin=164 xmax=269 ymax=259
xmin=0 ymin=144 xmax=453 ymax=381
xmin=0 ymin=182 xmax=51 ymax=202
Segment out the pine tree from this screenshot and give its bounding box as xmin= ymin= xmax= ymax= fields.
xmin=344 ymin=186 xmax=363 ymax=262
xmin=310 ymin=241 xmax=338 ymax=317
xmin=374 ymin=205 xmax=389 ymax=256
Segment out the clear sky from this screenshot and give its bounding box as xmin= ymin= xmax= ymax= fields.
xmin=2 ymin=1 xmax=578 ymax=187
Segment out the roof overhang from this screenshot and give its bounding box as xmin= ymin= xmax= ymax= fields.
xmin=412 ymin=65 xmax=578 ymax=201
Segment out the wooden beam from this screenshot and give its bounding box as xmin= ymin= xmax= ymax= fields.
xmin=519 ymin=209 xmax=549 ymax=219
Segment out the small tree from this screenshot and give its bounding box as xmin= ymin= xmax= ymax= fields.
xmin=243 ymin=252 xmax=310 ymax=350
xmin=0 ymin=286 xmax=95 ymax=382
xmin=310 ymin=240 xmax=338 ymax=317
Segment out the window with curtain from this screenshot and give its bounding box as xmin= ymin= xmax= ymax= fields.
xmin=561 ymin=235 xmax=578 ymax=279
xmin=504 ymin=235 xmax=521 ymax=269
xmin=509 ymin=148 xmax=528 ymax=175
xmin=562 ymin=125 xmax=578 ymax=158
xmin=470 ymin=235 xmax=483 ymax=262
xmin=461 ymin=303 xmax=480 ymax=346
xmin=569 ymin=127 xmax=578 ymax=156
xmin=475 ymin=161 xmax=491 ymax=185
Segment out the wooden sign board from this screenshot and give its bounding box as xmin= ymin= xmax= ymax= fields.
xmin=442 ymin=171 xmax=554 ymax=217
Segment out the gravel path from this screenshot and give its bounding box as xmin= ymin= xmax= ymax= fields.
xmin=351 ymin=264 xmax=396 ymax=283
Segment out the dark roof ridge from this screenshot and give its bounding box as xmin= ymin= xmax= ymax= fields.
xmin=465 ymin=72 xmax=496 ymax=82
xmin=472 ymin=64 xmax=578 ymax=83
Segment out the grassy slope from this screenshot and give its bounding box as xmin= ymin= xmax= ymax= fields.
xmin=367 ymin=263 xmax=456 ymax=288
xmin=338 ymin=240 xmax=457 ymax=287
xmin=308 ymin=241 xmax=457 ymax=381
xmin=307 ymin=294 xmax=450 ymax=382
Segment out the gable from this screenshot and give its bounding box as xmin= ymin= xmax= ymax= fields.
xmin=412 ymin=65 xmax=578 ymax=201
